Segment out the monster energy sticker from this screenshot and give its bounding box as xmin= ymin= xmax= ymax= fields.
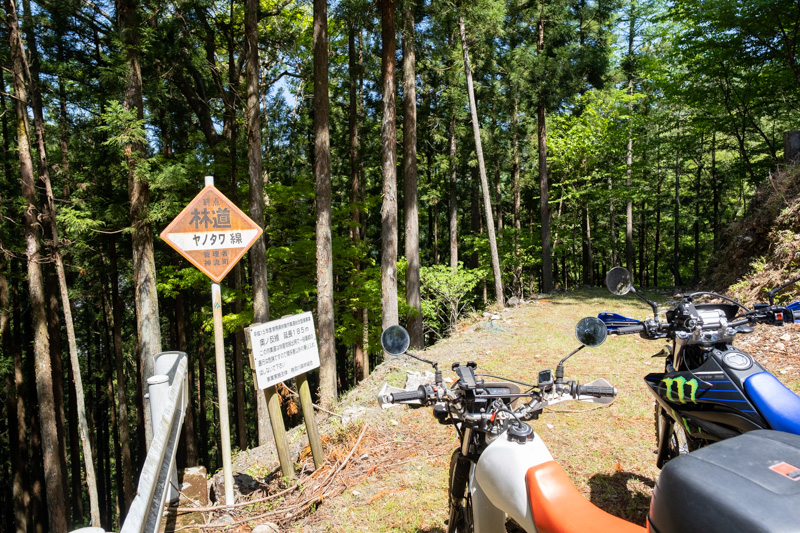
xmin=661 ymin=376 xmax=699 ymax=404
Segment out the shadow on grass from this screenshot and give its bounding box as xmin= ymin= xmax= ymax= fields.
xmin=587 ymin=470 xmax=655 ymax=527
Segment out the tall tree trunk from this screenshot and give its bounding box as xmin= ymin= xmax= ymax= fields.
xmin=625 ymin=3 xmax=635 ymax=275
xmin=694 ymin=153 xmax=702 ymax=282
xmin=674 ymin=124 xmax=682 ymax=286
xmin=712 ymin=132 xmax=719 ymax=252
xmin=118 ymin=0 xmax=162 ymax=449
xmin=512 ymin=99 xmax=522 ymax=297
xmin=107 ymin=235 xmax=135 ymax=511
xmin=2 ymin=241 xmax=28 ymax=533
xmin=175 ymin=292 xmax=198 ymax=466
xmin=349 ymin=24 xmax=368 ymax=382
xmin=245 ymin=0 xmax=273 ymax=443
xmin=458 ymin=14 xmax=504 ymax=306
xmin=402 ymin=1 xmax=423 ymax=349
xmin=26 ymin=11 xmax=101 ymax=522
xmin=313 ymin=0 xmax=337 ymax=405
xmin=5 ymin=0 xmax=68 ymax=526
xmin=380 ymin=0 xmax=399 ymax=334
xmin=448 ymin=111 xmax=458 ymax=271
xmin=581 ymin=204 xmax=593 ymax=286
xmin=538 ymin=104 xmax=552 ymax=292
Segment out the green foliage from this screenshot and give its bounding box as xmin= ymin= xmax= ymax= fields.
xmin=420 ymin=263 xmax=485 ymax=337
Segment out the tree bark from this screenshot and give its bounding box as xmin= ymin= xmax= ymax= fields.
xmin=537 ymin=11 xmax=552 ymax=293
xmin=448 ymin=111 xmax=458 ymax=271
xmin=458 ymin=14 xmax=504 ymax=306
xmin=5 ymin=0 xmax=68 ymax=526
xmin=313 ymin=0 xmax=337 ymax=405
xmin=380 ymin=0 xmax=399 ymax=334
xmin=107 ymin=235 xmax=135 ymax=511
xmin=349 ymin=24 xmax=368 ymax=382
xmin=402 ymin=1 xmax=423 ymax=349
xmin=245 ymin=0 xmax=273 ymax=443
xmin=1 ymin=231 xmax=28 ymax=533
xmin=175 ymin=292 xmax=198 ymax=466
xmin=674 ymin=120 xmax=682 ymax=286
xmin=118 ymin=0 xmax=162 ymax=449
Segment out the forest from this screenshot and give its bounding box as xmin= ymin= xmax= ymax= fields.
xmin=0 ymin=0 xmax=797 ymax=530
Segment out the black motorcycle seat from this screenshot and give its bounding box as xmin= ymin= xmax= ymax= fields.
xmin=744 ymin=371 xmax=800 ymax=434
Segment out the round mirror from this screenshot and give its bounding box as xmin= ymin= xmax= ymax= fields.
xmin=575 ymin=317 xmax=608 ymax=347
xmin=606 ymin=266 xmax=633 ymax=296
xmin=381 ymin=325 xmax=410 ymax=355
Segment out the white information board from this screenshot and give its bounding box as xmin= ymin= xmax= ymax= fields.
xmin=248 ymin=311 xmax=320 ymax=390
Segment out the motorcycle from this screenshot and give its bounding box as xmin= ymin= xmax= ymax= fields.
xmin=600 ymin=266 xmax=800 ymax=468
xmin=378 ymin=318 xmax=800 ymax=533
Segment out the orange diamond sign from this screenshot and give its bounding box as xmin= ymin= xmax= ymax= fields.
xmin=160 ymin=185 xmax=263 ymax=283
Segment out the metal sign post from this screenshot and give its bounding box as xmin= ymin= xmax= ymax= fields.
xmin=160 ymin=175 xmax=264 ymax=506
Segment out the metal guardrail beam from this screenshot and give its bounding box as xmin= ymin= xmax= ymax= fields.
xmin=71 ymin=352 xmax=189 ymax=533
xmin=121 ymin=353 xmax=188 ymax=533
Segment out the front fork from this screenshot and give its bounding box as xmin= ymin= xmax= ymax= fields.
xmin=447 ymin=449 xmax=471 ymax=533
xmin=655 ymin=408 xmax=674 ymax=469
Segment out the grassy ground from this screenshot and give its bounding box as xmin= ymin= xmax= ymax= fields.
xmin=216 ymin=287 xmax=800 ymax=532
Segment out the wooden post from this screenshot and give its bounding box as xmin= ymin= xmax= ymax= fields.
xmin=245 ymin=326 xmax=295 ymax=480
xmin=296 ymin=373 xmax=324 ymax=468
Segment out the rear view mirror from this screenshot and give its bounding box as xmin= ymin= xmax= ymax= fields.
xmin=575 ymin=317 xmax=608 ymax=347
xmin=381 ymin=325 xmax=410 ymax=355
xmin=606 ymin=267 xmax=633 ymax=296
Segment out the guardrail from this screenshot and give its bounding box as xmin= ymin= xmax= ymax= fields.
xmin=72 ymin=351 xmax=188 ymax=533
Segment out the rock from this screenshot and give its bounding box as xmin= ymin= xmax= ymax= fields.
xmin=781 ymin=333 xmax=791 ymax=342
xmin=252 ymin=523 xmax=280 ymax=533
xmin=776 ymin=342 xmax=787 ymax=351
xmin=180 ymin=466 xmax=209 ymax=506
xmin=490 ymin=314 xmax=500 ymax=320
xmin=341 ymin=406 xmax=367 ymax=425
xmin=212 ymin=514 xmax=235 ymax=526
xmin=507 ymin=296 xmax=521 ymax=307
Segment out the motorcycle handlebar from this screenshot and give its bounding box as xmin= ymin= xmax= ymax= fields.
xmin=379 ymin=386 xmax=428 ymax=405
xmin=615 ymin=324 xmax=644 ymax=334
xmin=576 ymin=384 xmax=617 ymax=398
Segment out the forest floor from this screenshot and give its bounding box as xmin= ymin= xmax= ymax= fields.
xmin=182 ymin=288 xmax=800 ymax=532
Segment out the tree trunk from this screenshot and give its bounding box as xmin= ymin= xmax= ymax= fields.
xmin=674 ymin=126 xmax=682 ymax=286
xmin=512 ymin=98 xmax=522 ymax=297
xmin=538 ymin=104 xmax=552 ymax=292
xmin=245 ymin=0 xmax=273 ymax=444
xmin=175 ymin=292 xmax=198 ymax=466
xmin=105 ymin=235 xmax=136 ymax=513
xmin=380 ymin=0 xmax=399 ymax=335
xmin=2 ymin=244 xmax=28 ymax=533
xmin=712 ymin=132 xmax=719 ymax=251
xmin=118 ymin=0 xmax=162 ymax=449
xmin=582 ymin=205 xmax=593 ymax=286
xmin=448 ymin=111 xmax=458 ymax=271
xmin=458 ymin=14 xmax=504 ymax=306
xmin=694 ymin=155 xmax=702 ymax=282
xmin=313 ymin=0 xmax=337 ymax=405
xmin=349 ymin=24 xmax=368 ymax=382
xmin=402 ymin=1 xmax=423 ymax=349
xmin=6 ymin=0 xmax=68 ymax=526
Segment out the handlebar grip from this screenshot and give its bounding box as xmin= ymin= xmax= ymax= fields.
xmin=615 ymin=324 xmax=644 ymax=334
xmin=577 ymin=384 xmax=617 ymax=397
xmin=386 ymin=387 xmax=427 ymax=404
